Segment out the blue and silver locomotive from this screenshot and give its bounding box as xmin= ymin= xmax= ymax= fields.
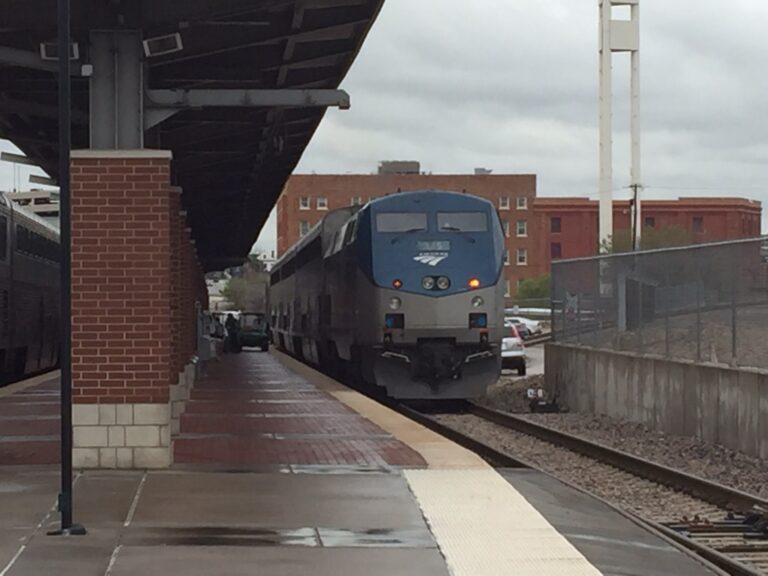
xmin=269 ymin=190 xmax=505 ymax=399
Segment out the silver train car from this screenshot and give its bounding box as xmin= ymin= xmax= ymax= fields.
xmin=269 ymin=190 xmax=505 ymax=400
xmin=0 ymin=193 xmax=60 ymax=385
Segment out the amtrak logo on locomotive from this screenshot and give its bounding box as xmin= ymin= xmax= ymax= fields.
xmin=413 ymin=252 xmax=449 ymax=266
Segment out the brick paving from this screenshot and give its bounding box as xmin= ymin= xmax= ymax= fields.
xmin=175 ymin=353 xmax=426 ymax=468
xmin=0 ymin=377 xmax=60 ymax=465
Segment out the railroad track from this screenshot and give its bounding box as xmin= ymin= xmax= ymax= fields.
xmin=402 ymin=402 xmax=768 ymax=576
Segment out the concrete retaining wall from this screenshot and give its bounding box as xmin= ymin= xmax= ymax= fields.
xmin=545 ymin=343 xmax=768 ymax=459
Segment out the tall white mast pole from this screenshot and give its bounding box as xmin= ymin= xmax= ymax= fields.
xmin=599 ymin=0 xmax=613 ymax=252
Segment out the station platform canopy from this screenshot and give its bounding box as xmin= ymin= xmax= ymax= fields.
xmin=0 ymin=0 xmax=384 ymax=270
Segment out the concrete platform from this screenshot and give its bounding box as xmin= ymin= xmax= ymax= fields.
xmin=0 ymin=468 xmax=449 ymax=576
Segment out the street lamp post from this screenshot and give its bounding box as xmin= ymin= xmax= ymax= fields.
xmin=49 ymin=0 xmax=86 ymax=537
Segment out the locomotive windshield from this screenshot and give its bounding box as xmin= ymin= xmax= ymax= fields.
xmin=437 ymin=212 xmax=487 ymax=232
xmin=376 ymin=212 xmax=427 ymax=232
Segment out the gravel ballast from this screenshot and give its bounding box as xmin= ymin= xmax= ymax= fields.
xmin=517 ymin=412 xmax=768 ymax=499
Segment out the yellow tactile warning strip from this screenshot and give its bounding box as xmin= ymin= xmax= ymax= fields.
xmin=405 ymin=469 xmax=604 ymax=576
xmin=271 ymin=350 xmax=486 ymax=469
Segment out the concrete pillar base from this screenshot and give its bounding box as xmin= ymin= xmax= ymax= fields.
xmin=73 ymin=404 xmax=171 ymax=469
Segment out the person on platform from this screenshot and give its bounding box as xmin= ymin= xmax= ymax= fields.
xmin=225 ymin=313 xmax=241 ymax=353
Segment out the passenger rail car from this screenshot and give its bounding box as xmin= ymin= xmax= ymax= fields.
xmin=0 ymin=193 xmax=60 ymax=385
xmin=270 ymin=190 xmax=505 ymax=399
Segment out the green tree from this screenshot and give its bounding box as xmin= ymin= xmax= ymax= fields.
xmin=220 ymin=276 xmax=250 ymax=310
xmin=517 ymin=275 xmax=550 ymax=300
xmin=220 ymin=256 xmax=270 ymax=311
xmin=600 ymin=225 xmax=693 ymax=253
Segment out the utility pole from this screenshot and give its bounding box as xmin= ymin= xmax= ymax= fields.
xmin=631 ymin=183 xmax=640 ymax=250
xmin=630 ymin=1 xmax=642 ymax=251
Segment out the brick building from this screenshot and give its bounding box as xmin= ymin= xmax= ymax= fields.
xmin=277 ymin=170 xmax=537 ymax=298
xmin=276 ymin=165 xmax=762 ymax=299
xmin=529 ymin=197 xmax=762 ymax=282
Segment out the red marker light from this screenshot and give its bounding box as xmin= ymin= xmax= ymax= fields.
xmin=393 ymin=279 xmax=403 ymax=289
xmin=468 ymin=278 xmax=481 ymax=289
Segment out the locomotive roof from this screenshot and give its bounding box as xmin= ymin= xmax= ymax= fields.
xmin=366 ymin=189 xmax=497 ymax=211
xmin=272 ymin=189 xmax=496 ymax=273
xmin=272 ymin=205 xmax=359 ymax=272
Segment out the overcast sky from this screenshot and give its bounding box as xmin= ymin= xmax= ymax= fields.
xmin=4 ymin=0 xmax=768 ymax=254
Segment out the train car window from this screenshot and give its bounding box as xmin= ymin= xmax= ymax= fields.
xmin=0 ymin=215 xmax=6 ymax=261
xmin=437 ymin=212 xmax=488 ymax=232
xmin=376 ymin=212 xmax=427 ymax=233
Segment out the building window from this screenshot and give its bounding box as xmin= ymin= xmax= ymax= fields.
xmin=300 ymin=220 xmax=310 ymax=236
xmin=499 ymin=196 xmax=510 ymax=210
xmin=551 ymin=216 xmax=561 ymax=233
xmin=299 ymin=196 xmax=310 ymax=210
xmin=516 ymin=196 xmax=528 ymax=210
xmin=503 ymin=220 xmax=510 ymax=237
xmin=517 ymin=278 xmax=525 ymax=289
xmin=504 ymin=280 xmax=511 ymax=297
xmin=644 ymin=216 xmax=655 ymax=228
xmin=551 ymin=242 xmax=562 ymax=260
xmin=317 ymin=197 xmax=328 ymax=210
xmin=516 ymin=248 xmax=528 ymax=266
xmin=693 ymin=216 xmax=704 ymax=233
xmin=516 ymin=220 xmax=527 ymax=237
xmin=350 ymin=196 xmax=363 ymax=206
xmin=503 ymin=249 xmax=510 ymax=266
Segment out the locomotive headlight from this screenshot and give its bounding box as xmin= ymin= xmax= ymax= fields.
xmin=389 ymin=297 xmax=402 ymax=310
xmin=422 ymin=276 xmax=436 ymax=290
xmin=436 ymin=276 xmax=451 ymax=290
xmin=472 ymin=296 xmax=484 ymax=308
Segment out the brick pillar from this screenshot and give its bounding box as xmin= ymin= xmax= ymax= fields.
xmin=168 ymin=192 xmax=189 ymax=435
xmin=70 ymin=150 xmax=173 ymax=469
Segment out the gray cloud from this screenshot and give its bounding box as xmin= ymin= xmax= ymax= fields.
xmin=285 ymin=0 xmax=768 ymax=246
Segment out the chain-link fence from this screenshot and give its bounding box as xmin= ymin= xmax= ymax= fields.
xmin=551 ymin=237 xmax=768 ymax=370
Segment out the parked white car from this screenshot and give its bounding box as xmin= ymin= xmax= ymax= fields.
xmin=505 ymin=316 xmax=542 ymax=336
xmin=501 ymin=324 xmax=527 ymax=375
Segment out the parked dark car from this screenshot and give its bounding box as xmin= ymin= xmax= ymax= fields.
xmin=239 ymin=313 xmax=270 ymax=351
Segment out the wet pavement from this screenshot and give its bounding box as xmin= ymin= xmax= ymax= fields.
xmin=0 ymin=468 xmax=449 ymax=576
